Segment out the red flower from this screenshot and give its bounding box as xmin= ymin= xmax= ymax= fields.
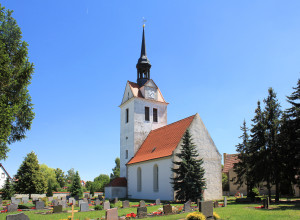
xmin=17 ymin=209 xmax=22 ymax=211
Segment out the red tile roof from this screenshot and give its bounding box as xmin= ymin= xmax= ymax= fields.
xmin=106 ymin=177 xmax=127 ymax=187
xmin=128 ymin=81 xmax=144 ymax=98
xmin=223 ymin=154 xmax=239 ymax=173
xmin=127 ymin=115 xmax=196 ymax=165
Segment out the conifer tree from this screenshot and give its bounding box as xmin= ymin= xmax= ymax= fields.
xmin=280 ymin=79 xmax=300 ymax=193
xmin=14 ymin=151 xmax=47 ymax=198
xmin=2 ymin=177 xmax=14 ymax=199
xmin=90 ymin=182 xmax=95 ymax=197
xmin=263 ymin=88 xmax=281 ymax=201
xmin=70 ymin=171 xmax=83 ymax=198
xmin=110 ymin=157 xmax=120 ymax=180
xmin=234 ymin=120 xmax=255 ymax=198
xmin=171 ymin=130 xmax=206 ymax=202
xmin=46 ymin=179 xmax=53 ymax=197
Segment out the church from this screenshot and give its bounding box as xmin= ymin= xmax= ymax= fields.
xmin=105 ymin=26 xmax=222 ymax=201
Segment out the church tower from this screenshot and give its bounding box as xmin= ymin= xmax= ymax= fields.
xmin=119 ymin=26 xmax=168 ymax=178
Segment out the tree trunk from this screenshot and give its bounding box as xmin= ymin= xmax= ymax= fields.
xmin=275 ymin=181 xmax=280 ymax=203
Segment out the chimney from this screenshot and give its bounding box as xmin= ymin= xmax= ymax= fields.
xmin=223 ymin=153 xmax=227 ymax=165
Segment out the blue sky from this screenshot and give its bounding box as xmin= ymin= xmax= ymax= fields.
xmin=1 ymin=0 xmax=300 ymax=181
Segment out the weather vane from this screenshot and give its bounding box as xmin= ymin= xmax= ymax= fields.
xmin=142 ymin=17 xmax=147 ymax=28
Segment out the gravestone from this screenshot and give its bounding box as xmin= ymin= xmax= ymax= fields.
xmin=139 ymin=200 xmax=146 ymax=207
xmin=198 ymin=201 xmax=213 ymax=218
xmin=7 ymin=204 xmax=18 ymax=212
xmin=241 ymin=193 xmax=244 ymax=198
xmin=88 ymin=199 xmax=91 ymax=204
xmin=155 ymin=199 xmax=160 ymax=205
xmin=263 ymin=198 xmax=269 ymax=209
xmin=35 ymin=201 xmax=45 ymax=210
xmin=21 ymin=197 xmax=29 ymax=204
xmin=58 ymin=200 xmax=67 ymax=208
xmin=137 ymin=207 xmax=147 ymax=218
xmin=83 ymin=198 xmax=88 ymax=203
xmin=122 ymin=200 xmax=130 ymax=208
xmin=69 ymin=198 xmax=76 ymax=205
xmin=11 ymin=197 xmax=20 ymax=205
xmin=106 ymin=208 xmax=118 ymax=220
xmin=104 ymin=201 xmax=110 ymax=210
xmin=184 ymin=201 xmax=191 ymax=212
xmin=95 ymin=199 xmax=101 ymax=206
xmin=53 ymin=205 xmax=63 ymax=213
xmin=6 ymin=212 xmax=29 ymax=220
xmin=163 ymin=204 xmax=172 ymax=214
xmin=78 ymin=200 xmax=84 ymax=207
xmin=224 ymin=197 xmax=227 ymax=207
xmin=80 ymin=202 xmax=89 ymax=212
xmin=213 ymin=201 xmax=219 ymax=208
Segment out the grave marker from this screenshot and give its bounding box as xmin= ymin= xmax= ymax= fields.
xmin=6 ymin=212 xmax=29 ymax=220
xmin=106 ymin=208 xmax=118 ymax=220
xmin=155 ymin=199 xmax=160 ymax=205
xmin=137 ymin=207 xmax=147 ymax=218
xmin=122 ymin=200 xmax=130 ymax=208
xmin=35 ymin=201 xmax=45 ymax=210
xmin=53 ymin=205 xmax=63 ymax=213
xmin=80 ymin=202 xmax=89 ymax=212
xmin=95 ymin=199 xmax=101 ymax=206
xmin=163 ymin=204 xmax=172 ymax=214
xmin=184 ymin=200 xmax=191 ymax=212
xmin=198 ymin=201 xmax=213 ymax=219
xmin=104 ymin=201 xmax=110 ymax=210
xmin=7 ymin=204 xmax=18 ymax=212
xmin=224 ymin=197 xmax=227 ymax=207
xmin=139 ymin=200 xmax=146 ymax=207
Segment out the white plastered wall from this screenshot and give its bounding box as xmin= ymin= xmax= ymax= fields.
xmin=127 ymin=157 xmax=174 ymax=201
xmin=172 ymin=114 xmax=222 ymax=201
xmin=104 ymin=186 xmax=127 ymax=199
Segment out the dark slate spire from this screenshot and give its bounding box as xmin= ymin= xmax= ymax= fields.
xmin=136 ymin=25 xmax=151 ymax=87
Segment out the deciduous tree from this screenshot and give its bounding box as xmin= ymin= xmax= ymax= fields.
xmin=0 ymin=4 xmax=35 ymax=160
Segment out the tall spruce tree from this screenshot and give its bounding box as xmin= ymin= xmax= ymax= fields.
xmin=46 ymin=179 xmax=53 ymax=197
xmin=263 ymin=88 xmax=281 ymax=201
xmin=2 ymin=177 xmax=14 ymax=199
xmin=0 ymin=4 xmax=35 ymax=160
xmin=171 ymin=130 xmax=206 ymax=202
xmin=110 ymin=157 xmax=120 ymax=180
xmin=14 ymin=151 xmax=47 ymax=198
xmin=70 ymin=171 xmax=82 ymax=198
xmin=234 ymin=120 xmax=255 ymax=198
xmin=280 ymin=79 xmax=300 ymax=192
xmin=249 ymin=101 xmax=266 ymax=192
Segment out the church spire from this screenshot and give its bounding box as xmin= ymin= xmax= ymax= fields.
xmin=136 ymin=25 xmax=151 ymax=87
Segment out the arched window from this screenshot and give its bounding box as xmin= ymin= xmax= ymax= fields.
xmin=137 ymin=167 xmax=142 ymax=192
xmin=153 ymin=164 xmax=159 ymax=192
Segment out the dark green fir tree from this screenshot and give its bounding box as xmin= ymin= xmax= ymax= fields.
xmin=46 ymin=179 xmax=53 ymax=197
xmin=234 ymin=120 xmax=256 ymax=199
xmin=110 ymin=157 xmax=120 ymax=180
xmin=90 ymin=182 xmax=95 ymax=197
xmin=70 ymin=171 xmax=83 ymax=198
xmin=171 ymin=129 xmax=206 ymax=202
xmin=2 ymin=177 xmax=14 ymax=200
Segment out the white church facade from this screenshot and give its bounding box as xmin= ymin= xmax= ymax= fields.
xmin=105 ymin=26 xmax=222 ymax=201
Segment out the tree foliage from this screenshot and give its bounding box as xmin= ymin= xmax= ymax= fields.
xmin=40 ymin=164 xmax=59 ymax=191
xmin=171 ymin=130 xmax=206 ymax=202
xmin=110 ymin=157 xmax=120 ymax=180
xmin=93 ymin=174 xmax=110 ymax=192
xmin=70 ymin=171 xmax=82 ymax=198
xmin=14 ymin=151 xmax=47 ymax=197
xmin=55 ymin=168 xmax=66 ymax=188
xmin=2 ymin=177 xmax=14 ymax=199
xmin=0 ymin=4 xmax=35 ymax=160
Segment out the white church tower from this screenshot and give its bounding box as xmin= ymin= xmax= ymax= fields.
xmin=119 ymin=26 xmax=168 ymax=178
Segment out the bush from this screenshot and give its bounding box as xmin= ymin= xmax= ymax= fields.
xmin=41 ymin=197 xmax=48 ymax=207
xmin=213 ymin=212 xmax=220 ymax=219
xmin=94 ymin=205 xmax=103 ymax=210
xmin=186 ymin=212 xmax=206 ymax=220
xmin=252 ymin=187 xmax=260 ymax=196
xmin=110 ymin=201 xmax=122 ymax=208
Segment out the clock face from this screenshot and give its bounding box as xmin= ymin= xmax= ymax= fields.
xmin=149 ymin=90 xmax=155 ymax=99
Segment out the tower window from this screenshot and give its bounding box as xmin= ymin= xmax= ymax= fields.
xmin=126 ymin=108 xmax=129 ymax=123
xmin=153 ymin=108 xmax=158 ymax=122
xmin=125 ymin=150 xmax=128 ymax=159
xmin=145 ymin=107 xmax=150 ymax=121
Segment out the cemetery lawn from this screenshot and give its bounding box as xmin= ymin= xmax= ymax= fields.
xmin=1 ymin=199 xmax=299 ymax=219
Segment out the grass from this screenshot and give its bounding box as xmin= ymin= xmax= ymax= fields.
xmin=0 ymin=198 xmax=299 ymax=220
